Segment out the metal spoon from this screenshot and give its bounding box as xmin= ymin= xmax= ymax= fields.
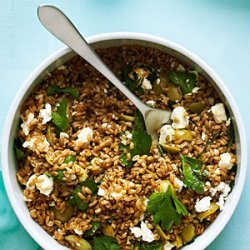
xmin=37 ymin=5 xmax=171 ymax=139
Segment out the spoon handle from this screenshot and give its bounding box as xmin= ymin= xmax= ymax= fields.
xmin=38 ymin=5 xmax=147 ymax=115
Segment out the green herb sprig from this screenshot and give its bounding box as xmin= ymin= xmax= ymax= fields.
xmin=181 ymin=155 xmax=206 ymax=194
xmin=71 ymin=178 xmax=98 ymax=211
xmin=47 ymin=86 xmax=79 ymax=99
xmin=119 ymin=110 xmax=152 ymax=167
xmin=147 ymin=185 xmax=188 ymax=231
xmin=51 ymin=98 xmax=70 ymax=132
xmin=92 ymin=236 xmax=120 ymax=250
xmin=168 ymin=71 xmax=196 ymax=94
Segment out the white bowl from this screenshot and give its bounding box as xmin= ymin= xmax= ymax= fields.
xmin=1 ymin=32 xmax=247 ymax=250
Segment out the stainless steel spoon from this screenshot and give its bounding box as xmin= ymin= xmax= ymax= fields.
xmin=37 ymin=5 xmax=171 ymax=139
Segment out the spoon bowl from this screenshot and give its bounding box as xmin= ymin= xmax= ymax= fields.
xmin=37 ymin=5 xmax=172 ymax=139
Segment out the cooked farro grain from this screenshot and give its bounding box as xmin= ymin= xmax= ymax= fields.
xmin=15 ymin=45 xmax=236 ymax=250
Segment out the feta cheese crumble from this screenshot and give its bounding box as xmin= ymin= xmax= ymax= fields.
xmin=39 ymin=103 xmax=52 ymax=124
xmin=141 ymin=78 xmax=152 ymax=90
xmin=171 ymin=107 xmax=189 ymax=129
xmin=216 ymin=195 xmax=225 ymax=210
xmin=209 ymin=182 xmax=231 ymax=210
xmin=163 ymin=241 xmax=175 ymax=250
xmin=192 ymin=87 xmax=200 ymax=94
xmin=218 ymin=152 xmax=233 ymax=170
xmin=26 ymin=174 xmax=37 ymax=190
xmin=130 ymin=221 xmax=155 ymax=243
xmin=146 ymin=100 xmax=156 ymax=107
xmin=97 ymin=187 xmax=106 ymax=196
xmin=201 ymin=132 xmax=206 ymax=141
xmin=97 ymin=187 xmax=123 ymax=199
xmin=76 ymin=127 xmax=93 ymax=144
xmin=21 ymin=113 xmax=35 ymax=136
xmin=23 ymin=134 xmax=50 ymax=152
xmin=177 ymin=64 xmax=185 ymax=72
xmin=74 ymin=228 xmax=83 ymax=235
xmin=60 ymin=132 xmax=69 ymax=139
xmin=174 ymin=177 xmax=184 ymax=192
xmin=226 ymin=118 xmax=231 ymax=126
xmin=36 ymin=174 xmax=54 ymax=196
xmin=211 ymin=103 xmax=227 ymax=123
xmin=195 ymin=196 xmax=211 ymax=213
xmin=159 ymin=125 xmax=175 ymax=144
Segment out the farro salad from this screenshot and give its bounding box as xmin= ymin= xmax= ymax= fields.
xmin=15 ymin=45 xmax=236 ymax=250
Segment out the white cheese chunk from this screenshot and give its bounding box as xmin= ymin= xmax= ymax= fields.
xmin=211 ymin=103 xmax=227 ymax=123
xmin=171 ymin=107 xmax=189 ymax=129
xmin=174 ymin=177 xmax=184 ymax=192
xmin=192 ymin=87 xmax=200 ymax=94
xmin=159 ymin=125 xmax=175 ymax=144
xmin=216 ymin=195 xmax=225 ymax=211
xmin=97 ymin=187 xmax=106 ymax=196
xmin=76 ymin=127 xmax=93 ymax=143
xmin=141 ymin=78 xmax=152 ymax=90
xmin=74 ymin=228 xmax=83 ymax=235
xmin=23 ymin=135 xmax=50 ymax=152
xmin=209 ymin=181 xmax=231 ymax=199
xmin=110 ymin=192 xmax=123 ymax=199
xmin=215 ymin=182 xmax=231 ymax=210
xmin=60 ymin=132 xmax=69 ymax=139
xmin=201 ymin=132 xmax=206 ymax=141
xmin=218 ymin=152 xmax=233 ymax=170
xmin=35 ymin=174 xmax=54 ymax=196
xmin=130 ymin=221 xmax=155 ymax=243
xmin=21 ymin=113 xmax=35 ymax=136
xmin=23 ymin=138 xmax=36 ymax=151
xmin=146 ymin=100 xmax=156 ymax=107
xmin=226 ymin=118 xmax=231 ymax=126
xmin=163 ymin=241 xmax=175 ymax=250
xmin=26 ymin=174 xmax=37 ymax=190
xmin=204 ymin=181 xmax=211 ymax=192
xmin=39 ymin=103 xmax=52 ymax=124
xmin=97 ymin=187 xmax=122 ymax=199
xmin=130 ymin=227 xmax=143 ymax=238
xmin=222 ymin=183 xmax=231 ymax=197
xmin=195 ymin=196 xmax=211 ymax=212
xmin=177 ymin=64 xmax=185 ymax=72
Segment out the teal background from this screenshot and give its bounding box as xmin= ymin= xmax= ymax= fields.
xmin=0 ymin=0 xmax=249 ymax=249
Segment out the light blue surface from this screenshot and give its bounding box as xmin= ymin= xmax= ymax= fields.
xmin=0 ymin=1 xmax=249 ymax=249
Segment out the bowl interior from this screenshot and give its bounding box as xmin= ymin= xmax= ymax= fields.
xmin=3 ymin=35 xmax=246 ymax=250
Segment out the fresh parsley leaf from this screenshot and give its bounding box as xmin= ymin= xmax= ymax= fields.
xmin=47 ymin=85 xmax=79 ymax=99
xmin=54 ymin=170 xmax=65 ymax=182
xmin=119 ymin=153 xmax=133 ymax=168
xmin=181 ymin=155 xmax=205 ymax=193
xmin=147 ymin=186 xmax=188 ymax=231
xmin=64 ymin=155 xmax=76 ymax=164
xmin=92 ymin=236 xmax=120 ymax=250
xmin=72 ymin=185 xmax=88 ymax=211
xmin=168 ymin=71 xmax=196 ymax=94
xmin=121 ymin=64 xmax=144 ymax=95
xmin=83 ymin=178 xmax=98 ymax=194
xmin=14 ymin=138 xmax=26 ymax=161
xmin=168 ymin=100 xmax=177 ymax=110
xmin=51 ymin=98 xmax=70 ymax=132
xmin=85 ymin=222 xmax=101 ymax=237
xmin=138 ymin=241 xmax=162 ymax=250
xmin=72 ymin=178 xmax=99 ymax=211
xmin=121 ymin=64 xmax=133 ymax=82
xmin=15 ymin=146 xmax=26 ymax=161
xmin=134 ymin=109 xmax=146 ymax=131
xmin=119 ymin=110 xmax=152 ymax=167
